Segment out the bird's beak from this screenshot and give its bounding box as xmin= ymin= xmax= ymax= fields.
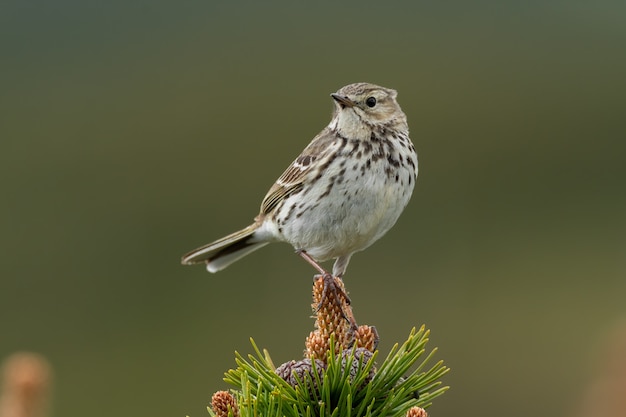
xmin=331 ymin=94 xmax=356 ymax=108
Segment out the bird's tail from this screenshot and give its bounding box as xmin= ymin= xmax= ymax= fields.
xmin=181 ymin=224 xmax=268 ymax=273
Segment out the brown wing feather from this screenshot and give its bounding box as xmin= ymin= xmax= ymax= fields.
xmin=260 ymin=181 xmax=304 ymax=215
xmin=259 ymin=128 xmax=336 ymax=215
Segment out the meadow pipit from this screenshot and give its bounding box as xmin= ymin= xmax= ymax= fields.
xmin=182 ymin=82 xmax=418 ymax=278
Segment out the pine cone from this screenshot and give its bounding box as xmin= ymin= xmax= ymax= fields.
xmin=275 ymin=358 xmax=326 ymax=393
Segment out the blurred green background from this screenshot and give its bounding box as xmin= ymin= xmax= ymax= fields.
xmin=1 ymin=1 xmax=625 ymax=416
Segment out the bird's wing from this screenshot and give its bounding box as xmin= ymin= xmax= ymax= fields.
xmin=260 ymin=128 xmax=336 ymax=215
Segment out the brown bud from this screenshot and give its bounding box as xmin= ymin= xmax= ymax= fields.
xmin=406 ymin=406 xmax=428 ymax=417
xmin=354 ymin=325 xmax=379 ymax=352
xmin=305 ymin=331 xmax=330 ymax=362
xmin=309 ymin=276 xmax=356 ymax=358
xmin=210 ymin=390 xmax=239 ymax=417
xmin=0 ymin=353 xmax=51 ymax=417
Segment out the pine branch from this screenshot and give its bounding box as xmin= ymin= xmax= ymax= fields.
xmin=210 ymin=275 xmax=449 ymax=417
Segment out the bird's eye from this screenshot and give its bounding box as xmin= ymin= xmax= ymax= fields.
xmin=365 ymin=97 xmax=377 ymax=107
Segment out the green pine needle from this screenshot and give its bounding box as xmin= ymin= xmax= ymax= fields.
xmin=219 ymin=326 xmax=449 ymax=417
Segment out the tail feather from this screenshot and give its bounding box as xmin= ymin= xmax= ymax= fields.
xmin=181 ymin=224 xmax=268 ymax=272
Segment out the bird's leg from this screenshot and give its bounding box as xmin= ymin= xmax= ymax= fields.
xmin=297 ymin=249 xmax=329 ymax=276
xmin=296 ymin=250 xmax=352 ymax=312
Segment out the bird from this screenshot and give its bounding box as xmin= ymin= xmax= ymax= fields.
xmin=181 ymin=82 xmax=418 ymax=279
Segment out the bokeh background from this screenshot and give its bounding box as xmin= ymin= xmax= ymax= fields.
xmin=2 ymin=1 xmax=625 ymax=416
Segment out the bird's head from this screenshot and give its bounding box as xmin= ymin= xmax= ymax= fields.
xmin=329 ymin=83 xmax=407 ymax=137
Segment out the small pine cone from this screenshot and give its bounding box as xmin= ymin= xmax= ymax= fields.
xmin=275 ymin=358 xmax=326 ymax=391
xmin=406 ymin=406 xmax=428 ymax=417
xmin=275 ymin=360 xmax=297 ymax=380
xmin=211 ymin=390 xmax=239 ymax=417
xmin=305 ymin=330 xmax=330 ymax=362
xmin=341 ymin=347 xmax=376 ymax=384
xmin=354 ymin=325 xmax=379 ymax=352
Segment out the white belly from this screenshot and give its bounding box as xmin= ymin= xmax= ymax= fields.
xmin=277 ymin=156 xmax=416 ymax=260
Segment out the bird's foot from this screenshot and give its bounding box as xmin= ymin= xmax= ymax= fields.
xmin=297 ymin=249 xmax=356 ymax=328
xmin=314 ymin=273 xmax=358 ymax=331
xmin=314 ymin=272 xmax=351 ymax=308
